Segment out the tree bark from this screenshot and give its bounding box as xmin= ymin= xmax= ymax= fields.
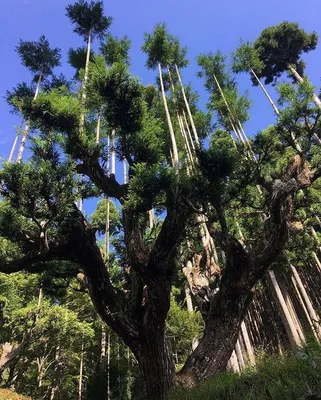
xmin=176 ymin=283 xmax=252 ymax=386
xmin=250 ymin=68 xmax=280 ymax=116
xmin=288 ymin=65 xmax=321 ymax=111
xmin=158 ymin=63 xmax=179 ymax=169
xmin=240 ymin=321 xmax=255 ymax=366
xmin=78 ymin=339 xmax=84 ymax=400
xmin=290 ymin=264 xmax=321 ymax=341
xmin=267 ymin=270 xmax=302 ymax=347
xmin=175 ymin=64 xmax=200 ymax=146
xmin=137 ymin=330 xmax=174 ymax=400
xmin=16 ymin=73 xmax=42 ymax=162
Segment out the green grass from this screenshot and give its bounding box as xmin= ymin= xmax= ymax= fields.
xmin=0 ymin=389 xmax=31 ymax=400
xmin=170 ymin=344 xmax=321 ymax=400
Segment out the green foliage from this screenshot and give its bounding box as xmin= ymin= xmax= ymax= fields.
xmin=91 ymin=198 xmax=120 ymax=235
xmin=232 ymin=40 xmax=264 ymax=75
xmin=100 ymin=33 xmax=131 ymax=66
xmin=125 ymin=162 xmax=174 ymax=212
xmin=66 ymin=0 xmax=112 ymax=40
xmin=96 ymin=62 xmax=144 ymax=132
xmin=142 ymin=23 xmax=188 ymax=69
xmin=253 ymin=21 xmax=318 ymax=85
xmin=170 ymin=345 xmax=321 ymax=399
xmin=15 ymin=35 xmax=61 ymax=78
xmin=166 ymin=296 xmax=203 ymax=365
xmin=23 ymin=87 xmax=82 ymax=132
xmin=197 ymin=51 xmax=251 ymax=127
xmin=5 ymin=82 xmax=34 ymax=114
xmin=68 ymin=46 xmax=95 ymax=79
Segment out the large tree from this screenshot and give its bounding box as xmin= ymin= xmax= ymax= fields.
xmin=1 ymin=10 xmax=321 ymax=400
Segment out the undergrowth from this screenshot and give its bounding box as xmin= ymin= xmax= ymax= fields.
xmin=170 ymin=343 xmax=321 ymax=400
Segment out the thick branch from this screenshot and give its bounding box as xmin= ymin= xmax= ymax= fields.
xmin=77 ymin=159 xmax=127 ymax=201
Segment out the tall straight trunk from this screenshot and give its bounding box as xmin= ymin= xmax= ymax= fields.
xmin=167 ymin=67 xmax=194 ymax=171
xmin=123 ymin=158 xmax=128 ymax=184
xmin=49 ymin=345 xmax=60 ymax=400
xmin=8 ymin=121 xmax=24 ymax=162
xmin=125 ymin=348 xmax=132 ymax=400
xmin=105 ymin=198 xmax=110 ymax=259
xmin=280 ymin=275 xmax=306 ymax=344
xmin=148 ymin=209 xmax=155 ymax=229
xmin=251 ymin=67 xmax=304 ymax=156
xmin=250 ymin=68 xmax=280 ymax=116
xmin=178 ymin=114 xmax=193 ymax=173
xmin=288 ymin=65 xmax=321 ymax=110
xmin=228 ymin=350 xmax=240 ymax=373
xmin=158 ymin=63 xmax=179 ymax=169
xmin=100 ymin=325 xmax=106 ymax=361
xmin=268 ymin=270 xmax=302 ymax=347
xmin=235 ymin=338 xmax=245 ymax=370
xmin=82 ymin=30 xmax=92 ymax=108
xmin=290 ymin=274 xmax=320 ymax=343
xmin=16 ymin=73 xmax=42 ymax=162
xmin=110 ymin=129 xmax=116 ymax=175
xmin=312 ymin=251 xmax=321 ymax=273
xmin=290 ymin=264 xmax=321 ymax=341
xmin=78 ymin=339 xmax=84 ymax=400
xmin=185 ymin=286 xmax=194 ymax=313
xmin=106 ymin=332 xmax=111 ymax=400
xmin=175 ymin=64 xmax=200 ymax=146
xmin=96 ymin=112 xmax=101 ymax=144
xmin=240 ymin=321 xmax=255 ymax=366
xmin=182 ymin=111 xmax=195 ymax=150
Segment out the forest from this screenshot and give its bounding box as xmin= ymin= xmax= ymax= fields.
xmin=1 ymin=1 xmax=321 ymax=399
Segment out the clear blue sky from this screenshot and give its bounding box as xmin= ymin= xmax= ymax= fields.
xmin=0 ymin=0 xmax=320 ymax=213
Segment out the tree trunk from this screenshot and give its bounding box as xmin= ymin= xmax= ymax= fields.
xmin=105 ymin=198 xmax=110 ymax=259
xmin=268 ymin=270 xmax=302 ymax=347
xmin=78 ymin=339 xmax=84 ymax=400
xmin=290 ymin=264 xmax=321 ymax=341
xmin=82 ymin=30 xmax=92 ymax=107
xmin=240 ymin=321 xmax=255 ymax=366
xmin=16 ymin=73 xmax=42 ymax=162
xmin=228 ymin=350 xmax=240 ymax=373
xmin=49 ymin=345 xmax=60 ymax=400
xmin=158 ymin=63 xmax=179 ymax=169
xmin=106 ymin=332 xmax=111 ymax=400
xmin=250 ymin=68 xmax=280 ymax=116
xmin=123 ymin=158 xmax=128 ymax=184
xmin=8 ymin=121 xmax=24 ymax=162
xmin=137 ymin=331 xmax=174 ymax=400
xmin=290 ymin=273 xmax=320 ymax=343
xmin=110 ymin=129 xmax=116 ymax=175
xmin=175 ymin=64 xmax=200 ymax=146
xmin=288 ymin=65 xmax=321 ymax=110
xmin=235 ymin=338 xmax=245 ymax=370
xmin=96 ymin=112 xmax=101 ymax=144
xmin=176 ymin=287 xmax=251 ymax=386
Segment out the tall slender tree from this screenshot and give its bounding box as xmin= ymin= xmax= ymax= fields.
xmin=14 ymin=36 xmax=61 ymax=161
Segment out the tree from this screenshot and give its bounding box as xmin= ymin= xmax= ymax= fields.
xmin=13 ymin=36 xmax=61 ymax=161
xmin=66 ymin=0 xmax=112 ymax=108
xmin=1 ymin=9 xmax=321 ymax=400
xmin=253 ymin=22 xmax=321 ymax=109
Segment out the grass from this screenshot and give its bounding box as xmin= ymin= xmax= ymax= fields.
xmin=170 ymin=344 xmax=321 ymax=400
xmin=0 ymin=389 xmax=31 ymax=400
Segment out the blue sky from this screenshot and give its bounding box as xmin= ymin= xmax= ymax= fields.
xmin=0 ymin=0 xmax=320 ymax=214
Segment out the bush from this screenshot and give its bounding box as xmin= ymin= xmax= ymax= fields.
xmin=170 ymin=344 xmax=321 ymax=400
